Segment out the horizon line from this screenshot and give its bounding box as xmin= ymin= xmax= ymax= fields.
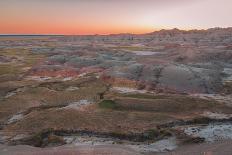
xmin=0 ymin=27 xmax=231 ymax=36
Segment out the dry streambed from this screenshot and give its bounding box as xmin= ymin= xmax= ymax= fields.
xmin=180 ymin=122 xmax=232 ymax=142
xmin=1 ymin=82 xmax=232 ymax=154
xmin=3 ymin=111 xmax=232 ymax=154
xmin=5 ymin=128 xmax=176 ymax=153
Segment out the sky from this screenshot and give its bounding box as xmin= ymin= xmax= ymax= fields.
xmin=0 ymin=0 xmax=232 ymax=35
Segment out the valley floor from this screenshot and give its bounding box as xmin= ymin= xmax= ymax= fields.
xmin=0 ymin=29 xmax=232 ymax=154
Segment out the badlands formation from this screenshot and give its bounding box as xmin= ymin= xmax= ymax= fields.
xmin=0 ymin=28 xmax=232 ymax=154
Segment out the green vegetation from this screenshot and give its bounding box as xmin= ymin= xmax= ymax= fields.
xmin=114 ymin=96 xmax=220 ymax=113
xmin=222 ymin=82 xmax=232 ymax=94
xmin=124 ymin=93 xmax=167 ymax=100
xmin=143 ymin=129 xmax=159 ymax=140
xmin=99 ymin=100 xmax=118 ymax=109
xmin=17 ymin=129 xmax=65 ymax=147
xmin=0 ymin=65 xmax=20 ymax=75
xmin=143 ymin=129 xmax=172 ymax=140
xmin=113 ymin=46 xmax=153 ymax=51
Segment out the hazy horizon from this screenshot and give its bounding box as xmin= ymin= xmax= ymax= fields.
xmin=0 ymin=27 xmax=232 ymax=36
xmin=1 ymin=0 xmax=232 ymax=35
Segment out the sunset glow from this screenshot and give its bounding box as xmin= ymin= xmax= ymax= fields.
xmin=0 ymin=0 xmax=232 ymax=35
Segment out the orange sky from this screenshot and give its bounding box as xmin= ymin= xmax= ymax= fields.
xmin=0 ymin=0 xmax=232 ymax=35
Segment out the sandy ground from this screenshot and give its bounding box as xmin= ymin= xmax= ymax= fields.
xmin=0 ymin=141 xmax=232 ymax=155
xmin=0 ymin=144 xmax=139 ymax=155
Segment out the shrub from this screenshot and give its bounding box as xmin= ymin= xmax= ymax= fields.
xmin=99 ymin=100 xmax=118 ymax=109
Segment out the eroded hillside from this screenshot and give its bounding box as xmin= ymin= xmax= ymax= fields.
xmin=0 ymin=28 xmax=232 ymax=154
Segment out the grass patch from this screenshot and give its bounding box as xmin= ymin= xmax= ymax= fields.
xmin=99 ymin=100 xmax=118 ymax=109
xmin=0 ymin=65 xmax=20 ymax=75
xmin=124 ymin=94 xmax=167 ymax=100
xmin=222 ymin=82 xmax=232 ymax=94
xmin=112 ymin=94 xmax=227 ymax=113
xmin=113 ymin=46 xmax=153 ymax=51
